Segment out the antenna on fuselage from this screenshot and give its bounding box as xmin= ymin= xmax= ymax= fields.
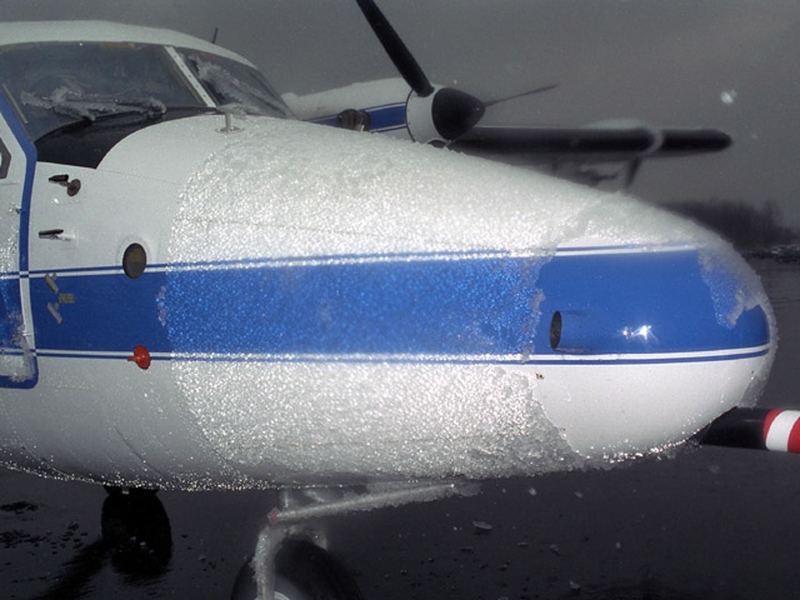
xmin=212 ymin=27 xmax=219 ymax=44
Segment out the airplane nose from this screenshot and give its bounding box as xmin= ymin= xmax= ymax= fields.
xmin=161 ymin=118 xmax=775 ymax=481
xmin=534 ymin=239 xmax=775 ymax=460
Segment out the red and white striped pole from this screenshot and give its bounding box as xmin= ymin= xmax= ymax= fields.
xmin=701 ymin=408 xmax=800 ymax=453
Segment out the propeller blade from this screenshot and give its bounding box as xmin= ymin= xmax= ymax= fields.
xmin=355 ymin=0 xmax=435 ymax=98
xmin=482 ymin=84 xmax=558 ymax=109
xmin=354 ymin=1 xmax=559 ymax=143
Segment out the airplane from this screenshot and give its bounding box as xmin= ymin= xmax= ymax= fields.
xmin=0 ymin=3 xmax=791 ymax=599
xmin=282 ymin=0 xmax=733 ymax=187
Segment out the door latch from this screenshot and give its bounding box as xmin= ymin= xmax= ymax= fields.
xmin=38 ymin=228 xmax=75 ymax=242
xmin=48 ymin=174 xmax=81 ymax=197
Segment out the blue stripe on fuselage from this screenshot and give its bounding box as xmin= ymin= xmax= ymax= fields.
xmin=365 ymin=104 xmax=406 ymax=132
xmin=29 ymin=249 xmax=770 ymax=361
xmin=310 ymin=103 xmax=406 ymax=133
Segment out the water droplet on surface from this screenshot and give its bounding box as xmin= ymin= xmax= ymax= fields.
xmin=472 ymin=520 xmax=493 ymax=533
xmin=721 ymin=90 xmax=737 ymax=105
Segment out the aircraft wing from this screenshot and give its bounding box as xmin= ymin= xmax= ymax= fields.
xmin=656 ymin=128 xmax=733 ymax=156
xmin=296 ymin=0 xmax=734 ymax=188
xmin=445 ymin=124 xmax=731 ymax=186
xmin=284 ymin=78 xmax=732 ymax=185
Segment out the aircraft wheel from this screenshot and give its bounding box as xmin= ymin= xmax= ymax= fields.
xmin=231 ymin=538 xmax=363 ymax=600
xmin=100 ymin=487 xmax=172 ymax=577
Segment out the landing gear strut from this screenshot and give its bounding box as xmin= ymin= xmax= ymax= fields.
xmin=232 ymin=482 xmax=479 ymax=600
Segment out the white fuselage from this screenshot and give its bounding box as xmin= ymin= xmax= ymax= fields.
xmin=0 ymin=22 xmax=775 ymax=491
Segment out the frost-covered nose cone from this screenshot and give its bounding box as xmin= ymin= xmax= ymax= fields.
xmin=159 ymin=119 xmax=773 ymax=483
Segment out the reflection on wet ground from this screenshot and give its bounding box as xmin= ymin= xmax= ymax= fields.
xmin=15 ymin=489 xmax=171 ymax=599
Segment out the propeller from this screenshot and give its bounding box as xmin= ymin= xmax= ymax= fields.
xmin=354 ymin=0 xmax=554 ymax=144
xmin=354 ymin=0 xmax=731 ymax=178
xmin=481 ymin=84 xmax=559 ymax=109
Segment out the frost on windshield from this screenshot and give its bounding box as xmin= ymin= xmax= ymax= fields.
xmin=21 ymin=87 xmax=166 ymax=122
xmin=0 ymin=41 xmax=203 ymax=140
xmin=179 ymin=50 xmax=289 ymax=118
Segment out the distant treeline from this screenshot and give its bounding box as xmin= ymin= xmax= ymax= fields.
xmin=665 ymin=199 xmax=798 ymax=250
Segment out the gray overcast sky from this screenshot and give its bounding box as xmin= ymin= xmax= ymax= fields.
xmin=4 ymin=1 xmax=800 ymax=227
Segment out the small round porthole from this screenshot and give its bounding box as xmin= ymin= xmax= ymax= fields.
xmin=549 ymin=311 xmax=562 ymax=350
xmin=123 ymin=243 xmax=147 ymax=279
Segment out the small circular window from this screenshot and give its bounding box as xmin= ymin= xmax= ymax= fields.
xmin=123 ymin=243 xmax=147 ymax=279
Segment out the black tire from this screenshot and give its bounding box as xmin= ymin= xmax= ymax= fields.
xmin=100 ymin=487 xmax=172 ymax=578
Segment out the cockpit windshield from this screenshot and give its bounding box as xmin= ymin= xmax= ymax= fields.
xmin=176 ymin=48 xmax=289 ymax=118
xmin=0 ymin=41 xmax=290 ymax=141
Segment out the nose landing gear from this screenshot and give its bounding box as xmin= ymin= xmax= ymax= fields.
xmin=231 ymin=482 xmax=478 ymax=600
xmin=231 ymin=537 xmax=363 ymax=600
